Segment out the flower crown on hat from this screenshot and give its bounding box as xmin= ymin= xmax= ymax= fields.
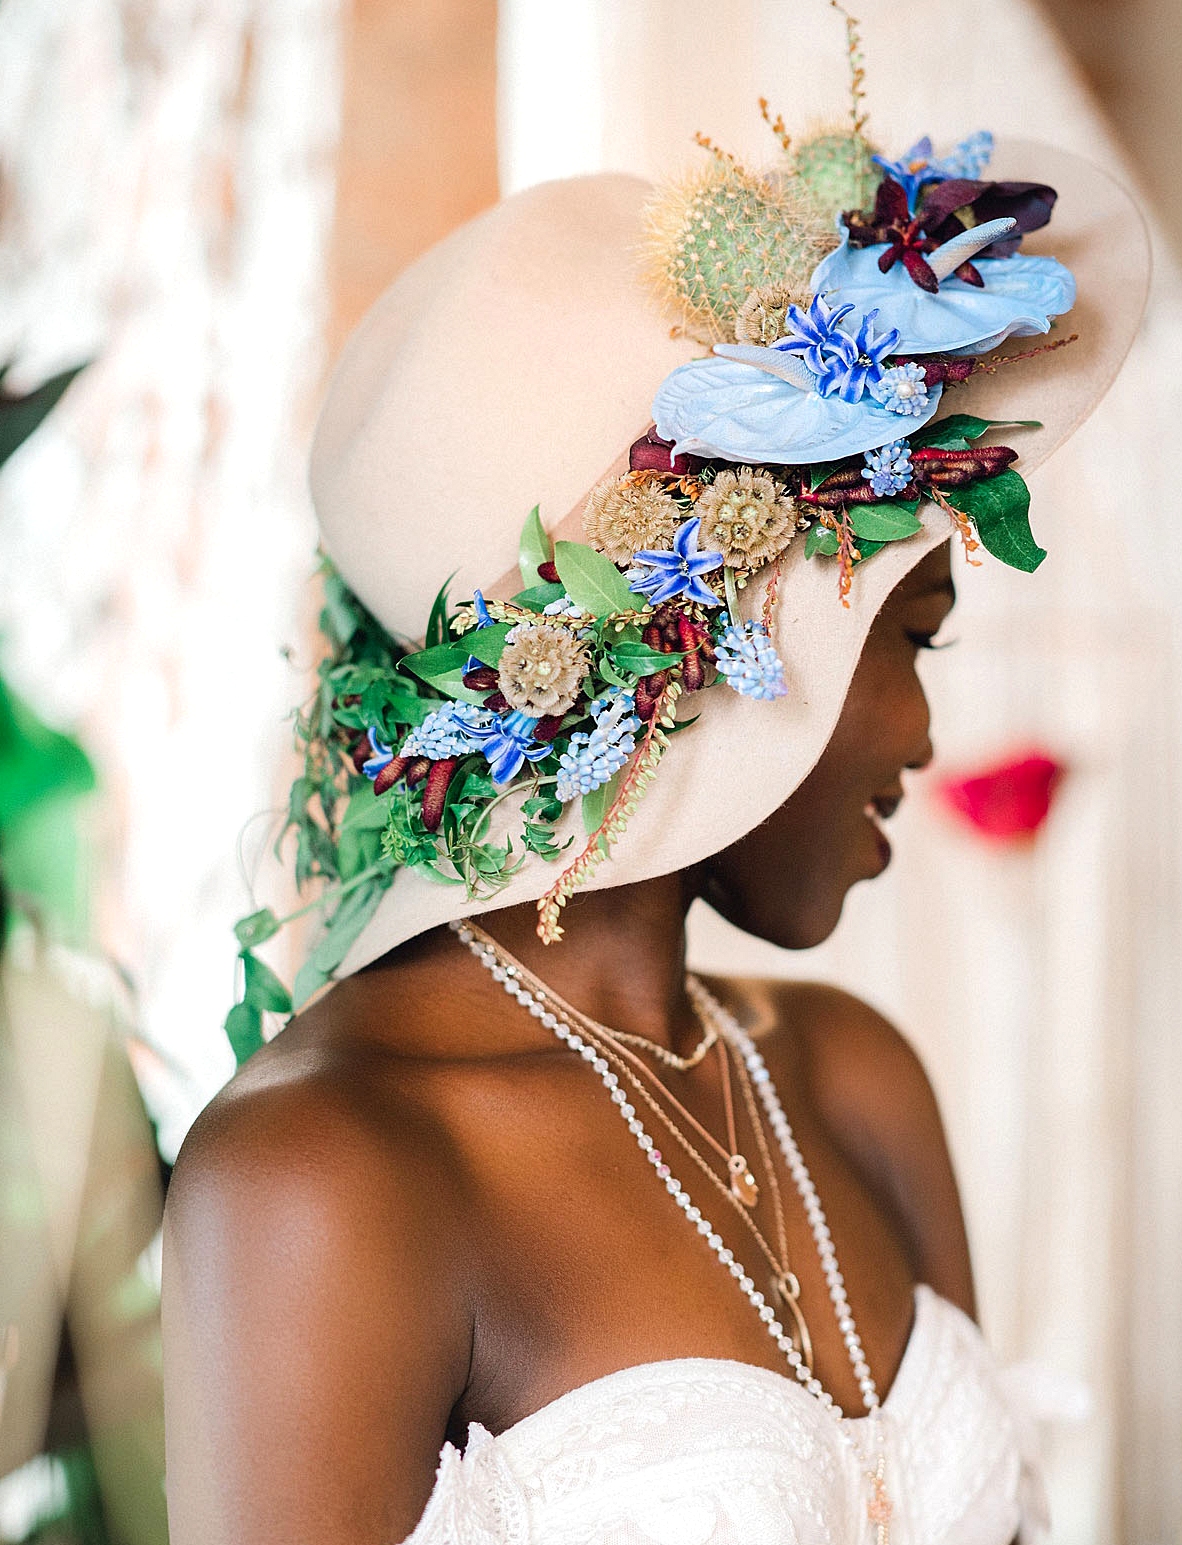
xmin=226 ymin=6 xmax=1078 ymax=1060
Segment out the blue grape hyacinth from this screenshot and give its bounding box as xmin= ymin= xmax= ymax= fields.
xmin=714 ymin=623 xmax=788 ymax=701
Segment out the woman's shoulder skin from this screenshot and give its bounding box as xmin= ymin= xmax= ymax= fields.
xmin=707 ymin=974 xmax=976 ymax=1320
xmin=163 ymin=1030 xmax=478 ymax=1543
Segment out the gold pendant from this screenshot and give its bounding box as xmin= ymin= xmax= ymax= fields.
xmin=774 ymin=1272 xmax=814 ymax=1372
xmin=727 ymin=1153 xmax=759 ymax=1206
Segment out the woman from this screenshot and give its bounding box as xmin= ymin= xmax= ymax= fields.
xmin=161 ymin=120 xmax=1145 ymax=1543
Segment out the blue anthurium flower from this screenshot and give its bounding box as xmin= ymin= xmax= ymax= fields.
xmin=652 ymin=351 xmax=942 ymax=465
xmin=814 ymin=309 xmax=900 ymax=402
xmin=810 ymin=228 xmax=1075 ymax=357
xmin=628 ymin=517 xmax=724 ymax=607
xmin=464 ymin=709 xmax=552 ymax=785
xmin=873 ymin=130 xmax=994 ymax=214
xmin=362 ymin=727 xmax=395 ymax=780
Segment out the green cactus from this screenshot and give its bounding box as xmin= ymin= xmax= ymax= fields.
xmin=644 ymin=162 xmax=830 ymax=344
xmin=792 ymin=131 xmax=880 ymax=218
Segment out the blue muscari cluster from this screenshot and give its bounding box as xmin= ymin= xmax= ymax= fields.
xmin=714 ymin=623 xmax=789 ymax=701
xmin=862 ymin=439 xmax=914 ymax=498
xmin=870 ymin=362 xmax=931 ymax=417
xmin=873 ymin=130 xmax=994 ymax=212
xmin=555 ymin=691 xmax=641 ymax=802
xmin=399 ymin=701 xmax=491 ymax=760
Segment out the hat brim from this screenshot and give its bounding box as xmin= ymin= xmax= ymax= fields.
xmin=329 ymin=140 xmax=1148 ymax=974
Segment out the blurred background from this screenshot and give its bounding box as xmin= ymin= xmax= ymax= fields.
xmin=0 ymin=0 xmax=1178 ymax=1540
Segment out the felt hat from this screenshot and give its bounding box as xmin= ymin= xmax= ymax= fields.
xmin=309 ymin=139 xmax=1148 ymax=975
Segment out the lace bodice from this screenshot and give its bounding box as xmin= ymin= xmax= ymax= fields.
xmin=404 ymin=1286 xmax=1054 ymax=1545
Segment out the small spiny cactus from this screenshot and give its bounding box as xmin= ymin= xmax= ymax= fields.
xmin=792 ymin=129 xmax=880 ymax=218
xmin=642 ymin=159 xmax=832 ymax=345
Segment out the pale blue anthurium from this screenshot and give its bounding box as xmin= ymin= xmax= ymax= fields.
xmin=810 ymin=224 xmax=1076 ymax=357
xmin=651 ymin=346 xmax=943 ymax=465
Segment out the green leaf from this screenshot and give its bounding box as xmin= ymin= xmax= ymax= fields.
xmin=509 ymin=581 xmax=566 ymax=610
xmin=425 ymin=576 xmax=456 ymax=648
xmin=320 ymin=571 xmax=362 ymax=648
xmin=302 ymin=879 xmax=386 ymax=987
xmin=417 ymin=669 xmax=492 ymax=707
xmin=224 ymin=1002 xmax=265 ymax=1066
xmin=292 ymin=959 xmax=331 ymax=1011
xmin=808 ymin=458 xmax=844 ymax=491
xmin=911 ymin=414 xmax=1041 ymax=451
xmin=945 ymin=471 xmax=1046 ymax=573
xmin=463 ymin=622 xmax=514 ymax=667
xmin=554 ymin=540 xmax=638 ymax=617
xmin=234 ymin=908 xmax=281 ymax=949
xmin=582 ymin=772 xmax=621 ymax=834
xmin=400 ymin=642 xmax=470 ymax=687
xmin=609 ymin=641 xmax=682 ymax=674
xmin=357 ymin=682 xmax=435 ymax=732
xmin=337 ymin=788 xmax=391 ymax=878
xmin=0 ymin=363 xmax=87 ymax=471
xmin=242 ymin=951 xmax=293 ymax=1015
xmin=848 ymin=500 xmax=922 ymax=542
xmin=518 ymin=504 xmax=551 ymax=588
xmin=805 ymin=524 xmax=840 ymax=558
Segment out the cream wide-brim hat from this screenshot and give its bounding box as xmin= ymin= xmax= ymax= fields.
xmin=310 ymin=139 xmax=1148 ymax=975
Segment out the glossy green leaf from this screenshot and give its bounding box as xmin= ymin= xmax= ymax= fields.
xmin=807 ymin=458 xmax=844 ymax=491
xmin=609 ymin=641 xmax=682 ymax=674
xmin=464 ymin=622 xmax=514 ymax=667
xmin=582 ymin=772 xmax=620 ymax=834
xmin=555 ymin=540 xmax=638 ymax=617
xmin=337 ymin=788 xmax=390 ymax=878
xmin=400 ymin=642 xmax=470 ymax=687
xmin=805 ymin=524 xmax=840 ymax=558
xmin=848 ymin=501 xmax=922 ymax=542
xmin=518 ymin=505 xmax=551 ymax=588
xmin=946 ymin=470 xmax=1046 ymax=573
xmin=510 ymin=581 xmax=566 ymax=610
xmin=425 ymin=576 xmax=456 ymax=648
xmin=911 ymin=414 xmax=1041 ymax=451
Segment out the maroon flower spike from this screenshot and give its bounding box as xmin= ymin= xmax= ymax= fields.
xmin=536 ymin=560 xmax=560 ymax=584
xmin=351 ymin=736 xmax=374 ymax=774
xmin=798 ymin=466 xmax=918 ymax=509
xmin=635 ymin=674 xmax=668 ymax=721
xmin=373 ymin=755 xmax=411 ymax=795
xmin=629 ymin=427 xmax=703 ymax=476
xmin=910 ymin=445 xmax=1018 ymax=488
xmin=483 ymin=690 xmax=511 ymax=714
xmin=421 ymin=758 xmax=459 ymax=832
xmin=676 ymin=610 xmax=713 ymax=693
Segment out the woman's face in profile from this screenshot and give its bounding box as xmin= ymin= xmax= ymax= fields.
xmin=702 ymin=542 xmax=956 ymax=949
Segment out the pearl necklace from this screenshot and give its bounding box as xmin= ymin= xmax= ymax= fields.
xmin=451 ymin=920 xmax=894 ymax=1542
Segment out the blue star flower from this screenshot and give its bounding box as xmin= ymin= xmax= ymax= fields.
xmin=777 ymin=293 xmax=856 ymax=378
xmin=861 ymin=440 xmax=913 ymax=498
xmin=463 ymin=708 xmax=553 ymax=784
xmin=628 ymin=517 xmax=724 ymax=607
xmin=362 ymin=727 xmax=395 ymax=780
xmin=873 ymin=130 xmax=994 ymax=214
xmin=813 ymin=308 xmax=900 ymax=403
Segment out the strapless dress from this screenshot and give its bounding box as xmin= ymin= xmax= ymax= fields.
xmin=403 ymin=1285 xmax=1057 ymax=1544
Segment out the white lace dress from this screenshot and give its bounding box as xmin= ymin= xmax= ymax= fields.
xmin=403 ymin=1286 xmax=1057 ymax=1545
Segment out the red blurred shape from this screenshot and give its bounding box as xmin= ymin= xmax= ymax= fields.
xmin=936 ymin=752 xmax=1066 ymax=842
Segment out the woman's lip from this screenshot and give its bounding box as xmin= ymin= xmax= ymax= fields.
xmin=863 ymin=805 xmax=893 ymax=872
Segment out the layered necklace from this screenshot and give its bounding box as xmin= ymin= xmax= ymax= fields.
xmin=451 ymin=919 xmax=895 ymax=1543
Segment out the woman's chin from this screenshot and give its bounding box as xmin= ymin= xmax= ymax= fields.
xmin=704 ymin=886 xmax=850 ymax=954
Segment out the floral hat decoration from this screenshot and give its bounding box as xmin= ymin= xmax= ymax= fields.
xmin=226 ymin=8 xmax=1148 ymax=1061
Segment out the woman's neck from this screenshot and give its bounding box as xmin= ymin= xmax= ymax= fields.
xmin=464 ymin=870 xmax=703 ymax=1055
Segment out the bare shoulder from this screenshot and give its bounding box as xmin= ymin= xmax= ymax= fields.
xmin=718 ymin=975 xmax=975 ymax=1319
xmin=163 ymin=1032 xmax=475 ymax=1543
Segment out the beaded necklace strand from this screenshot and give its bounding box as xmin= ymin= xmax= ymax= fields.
xmin=451 ymin=919 xmax=894 ymax=1543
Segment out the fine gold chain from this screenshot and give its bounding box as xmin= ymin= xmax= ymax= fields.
xmin=460 ymin=920 xmax=813 ymax=1366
